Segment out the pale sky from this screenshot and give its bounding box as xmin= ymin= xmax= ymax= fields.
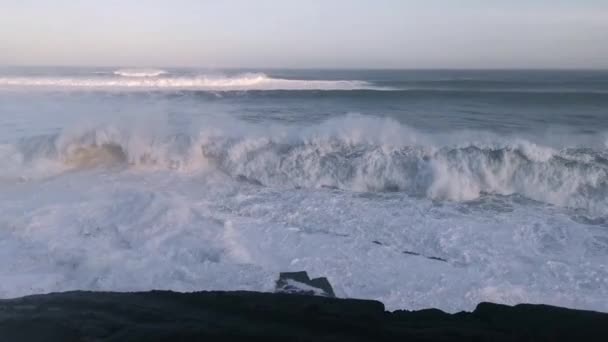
xmin=2 ymin=0 xmax=607 ymax=68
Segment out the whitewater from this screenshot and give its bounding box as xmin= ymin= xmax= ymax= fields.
xmin=1 ymin=68 xmax=607 ymax=313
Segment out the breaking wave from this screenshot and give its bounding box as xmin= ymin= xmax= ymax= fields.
xmin=3 ymin=115 xmax=607 ymax=215
xmin=113 ymin=68 xmax=169 ymax=77
xmin=0 ymin=73 xmax=381 ymax=91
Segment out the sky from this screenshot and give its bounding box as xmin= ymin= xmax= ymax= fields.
xmin=1 ymin=0 xmax=608 ymax=69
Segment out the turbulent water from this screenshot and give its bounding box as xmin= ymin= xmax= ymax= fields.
xmin=1 ymin=67 xmax=607 ymax=312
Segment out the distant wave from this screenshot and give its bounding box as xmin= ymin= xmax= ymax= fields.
xmin=3 ymin=115 xmax=607 ymax=215
xmin=0 ymin=73 xmax=383 ymax=91
xmin=2 ymin=75 xmax=606 ymax=94
xmin=113 ymin=68 xmax=169 ymax=77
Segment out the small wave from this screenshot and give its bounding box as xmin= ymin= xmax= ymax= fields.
xmin=0 ymin=73 xmax=383 ymax=91
xmin=113 ymin=68 xmax=169 ymax=77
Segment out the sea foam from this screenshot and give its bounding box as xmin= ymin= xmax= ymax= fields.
xmin=113 ymin=68 xmax=169 ymax=77
xmin=0 ymin=73 xmax=381 ymax=91
xmin=4 ymin=115 xmax=607 ymax=215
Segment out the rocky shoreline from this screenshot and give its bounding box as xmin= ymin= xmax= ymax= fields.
xmin=1 ymin=288 xmax=606 ymax=341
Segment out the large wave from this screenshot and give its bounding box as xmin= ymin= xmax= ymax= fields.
xmin=3 ymin=115 xmax=606 ymax=215
xmin=0 ymin=72 xmax=382 ymax=91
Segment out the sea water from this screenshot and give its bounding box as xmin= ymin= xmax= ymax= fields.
xmin=1 ymin=67 xmax=607 ymax=312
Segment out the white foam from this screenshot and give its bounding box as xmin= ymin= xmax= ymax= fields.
xmin=1 ymin=114 xmax=607 ymax=313
xmin=4 ymin=115 xmax=607 ymax=216
xmin=1 ymin=163 xmax=606 ymax=313
xmin=0 ymin=73 xmax=382 ymax=91
xmin=113 ymin=68 xmax=168 ymax=77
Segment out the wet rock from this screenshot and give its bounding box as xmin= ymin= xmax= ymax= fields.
xmin=275 ymin=271 xmax=336 ymax=298
xmin=0 ymin=291 xmax=606 ymax=341
xmin=426 ymin=256 xmax=448 ymax=262
xmin=235 ymin=174 xmax=263 ymax=186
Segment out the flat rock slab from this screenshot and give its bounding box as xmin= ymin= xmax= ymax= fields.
xmin=0 ymin=291 xmax=606 ymax=341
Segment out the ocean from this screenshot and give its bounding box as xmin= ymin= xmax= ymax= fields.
xmin=0 ymin=67 xmax=607 ymax=312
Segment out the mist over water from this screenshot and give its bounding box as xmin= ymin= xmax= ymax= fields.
xmin=1 ymin=68 xmax=607 ymax=312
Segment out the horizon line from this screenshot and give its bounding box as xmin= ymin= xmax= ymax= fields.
xmin=1 ymin=64 xmax=608 ymax=72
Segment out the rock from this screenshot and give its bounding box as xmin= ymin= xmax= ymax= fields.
xmin=275 ymin=271 xmax=336 ymax=298
xmin=426 ymin=256 xmax=448 ymax=262
xmin=235 ymin=174 xmax=263 ymax=186
xmin=0 ymin=291 xmax=606 ymax=341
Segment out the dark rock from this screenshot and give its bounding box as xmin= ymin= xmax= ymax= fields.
xmin=0 ymin=291 xmax=606 ymax=341
xmin=321 ymin=184 xmax=340 ymax=190
xmin=471 ymin=302 xmax=608 ymax=341
xmin=275 ymin=271 xmax=336 ymax=298
xmin=400 ymin=250 xmax=447 ymax=262
xmin=382 ymin=183 xmax=400 ymax=192
xmin=235 ymin=174 xmax=263 ymax=186
xmin=426 ymin=256 xmax=448 ymax=262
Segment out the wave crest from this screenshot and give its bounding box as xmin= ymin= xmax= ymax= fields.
xmin=4 ymin=116 xmax=607 ymax=215
xmin=63 ymin=143 xmax=127 ymax=168
xmin=202 ymin=136 xmax=607 ymax=212
xmin=113 ymin=68 xmax=169 ymax=77
xmin=0 ymin=73 xmax=380 ymax=91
